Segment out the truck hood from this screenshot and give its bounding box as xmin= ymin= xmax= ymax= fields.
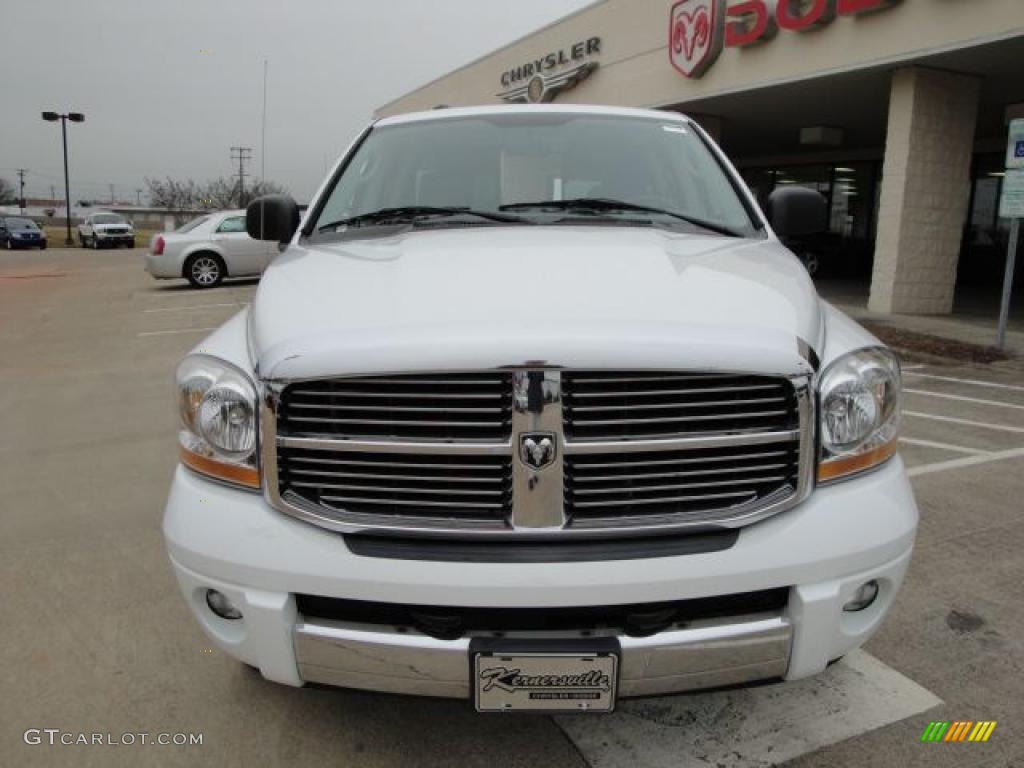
xmin=250 ymin=226 xmax=823 ymax=380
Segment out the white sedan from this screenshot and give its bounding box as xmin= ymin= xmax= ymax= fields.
xmin=145 ymin=210 xmax=277 ymax=288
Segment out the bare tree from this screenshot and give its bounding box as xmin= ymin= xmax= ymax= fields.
xmin=144 ymin=177 xmax=202 ymax=210
xmin=144 ymin=176 xmax=289 ymax=211
xmin=0 ymin=177 xmax=16 ymax=205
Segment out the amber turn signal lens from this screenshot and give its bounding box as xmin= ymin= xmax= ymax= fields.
xmin=817 ymin=438 xmax=898 ymax=483
xmin=180 ymin=445 xmax=260 ymax=489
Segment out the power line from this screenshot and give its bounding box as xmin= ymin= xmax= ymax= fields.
xmin=230 ymin=146 xmax=252 ymax=207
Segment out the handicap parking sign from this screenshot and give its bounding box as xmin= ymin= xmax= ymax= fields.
xmin=1009 ymin=119 xmax=1024 ymax=169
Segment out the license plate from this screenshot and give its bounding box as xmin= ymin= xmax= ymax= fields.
xmin=473 ymin=646 xmax=619 ymax=713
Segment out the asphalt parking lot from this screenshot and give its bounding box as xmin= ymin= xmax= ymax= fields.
xmin=2 ymin=246 xmax=1023 ymax=768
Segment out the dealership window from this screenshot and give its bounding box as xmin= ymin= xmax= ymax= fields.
xmin=958 ymin=154 xmax=1022 ymax=289
xmin=740 ymin=162 xmax=880 ymax=277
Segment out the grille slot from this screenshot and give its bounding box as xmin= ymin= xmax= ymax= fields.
xmin=562 ymin=371 xmax=798 ymax=441
xmin=565 ymin=442 xmax=801 ymax=522
xmin=278 ymin=373 xmax=513 ymax=441
xmin=278 ymin=447 xmax=512 ymax=521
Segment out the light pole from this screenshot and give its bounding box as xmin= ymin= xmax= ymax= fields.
xmin=41 ymin=111 xmax=85 ymax=246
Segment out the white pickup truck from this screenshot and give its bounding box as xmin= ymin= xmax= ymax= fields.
xmin=162 ymin=105 xmax=917 ymax=713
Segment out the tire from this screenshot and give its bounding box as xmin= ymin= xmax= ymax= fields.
xmin=92 ymin=235 xmax=101 ymax=249
xmin=4 ymin=238 xmax=11 ymax=250
xmin=78 ymin=234 xmax=85 ymax=248
xmin=40 ymin=243 xmax=47 ymax=250
xmin=185 ymin=253 xmax=226 ymax=289
xmin=799 ymin=251 xmax=820 ymax=278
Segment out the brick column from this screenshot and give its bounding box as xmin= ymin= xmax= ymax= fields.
xmin=868 ymin=67 xmax=980 ymax=314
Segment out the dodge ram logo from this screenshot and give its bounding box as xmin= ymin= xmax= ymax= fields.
xmin=669 ymin=0 xmax=725 ymax=79
xmin=519 ymin=432 xmax=556 ymax=470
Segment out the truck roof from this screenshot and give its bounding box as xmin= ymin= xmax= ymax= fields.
xmin=375 ymin=104 xmax=693 ymax=128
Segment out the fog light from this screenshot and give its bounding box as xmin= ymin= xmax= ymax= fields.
xmin=206 ymin=589 xmax=243 ymax=620
xmin=843 ymin=580 xmax=879 ymax=612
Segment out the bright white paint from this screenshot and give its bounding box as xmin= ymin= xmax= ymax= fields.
xmin=904 ymin=371 xmax=1024 ymax=393
xmin=252 ymin=227 xmax=823 ymax=380
xmin=904 ymin=410 xmax=1024 ymax=434
xmin=137 ymin=327 xmax=219 ymax=337
xmin=904 ymin=388 xmax=1024 ymax=411
xmin=556 ymin=651 xmax=941 ymax=768
xmin=899 ymin=437 xmax=989 ymax=455
xmin=144 ymin=302 xmax=243 ymax=313
xmin=908 ymin=446 xmax=1024 ymax=478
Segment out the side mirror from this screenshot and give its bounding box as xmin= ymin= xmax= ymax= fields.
xmin=766 ymin=186 xmax=827 ymax=239
xmin=246 ymin=195 xmax=300 ymax=242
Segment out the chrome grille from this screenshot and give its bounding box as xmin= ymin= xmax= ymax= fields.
xmin=562 ymin=372 xmax=797 ymax=441
xmin=278 ymin=373 xmax=513 ymax=441
xmin=278 ymin=446 xmax=512 ymax=521
xmin=565 ymin=441 xmax=801 ymax=523
xmin=265 ymin=369 xmax=813 ymax=539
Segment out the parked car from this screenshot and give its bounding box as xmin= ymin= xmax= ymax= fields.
xmin=146 ymin=210 xmax=276 ymax=288
xmin=162 ymin=106 xmax=917 ymax=713
xmin=78 ymin=212 xmax=135 ymax=248
xmin=0 ymin=217 xmax=47 ymax=249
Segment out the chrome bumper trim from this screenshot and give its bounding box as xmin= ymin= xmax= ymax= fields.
xmin=294 ymin=613 xmax=792 ymax=699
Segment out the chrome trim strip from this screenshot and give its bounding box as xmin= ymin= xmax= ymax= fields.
xmin=277 ymin=435 xmax=512 ymax=456
xmin=562 ymin=429 xmax=800 ymax=455
xmin=510 ymin=370 xmax=565 ymax=530
xmin=294 ymin=613 xmax=792 ymax=699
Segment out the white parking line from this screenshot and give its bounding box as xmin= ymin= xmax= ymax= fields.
xmin=904 ymin=388 xmax=1024 ymax=411
xmin=899 ymin=437 xmax=989 ymax=456
xmin=908 ymin=446 xmax=1024 ymax=477
xmin=557 ymin=651 xmax=940 ymax=768
xmin=904 ymin=411 xmax=1024 ymax=434
xmin=904 ymin=371 xmax=1024 ymax=393
xmin=137 ymin=327 xmax=219 ymax=337
xmin=144 ymin=303 xmax=242 ymax=313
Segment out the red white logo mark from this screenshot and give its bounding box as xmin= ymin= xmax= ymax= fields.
xmin=669 ymin=0 xmax=726 ymax=79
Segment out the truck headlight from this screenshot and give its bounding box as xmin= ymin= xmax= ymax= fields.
xmin=176 ymin=355 xmax=260 ymax=489
xmin=817 ymin=347 xmax=900 ymax=483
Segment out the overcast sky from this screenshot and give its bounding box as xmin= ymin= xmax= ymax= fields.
xmin=0 ymin=0 xmax=592 ymax=204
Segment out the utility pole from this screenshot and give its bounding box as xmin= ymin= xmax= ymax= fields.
xmin=230 ymin=146 xmax=252 ymax=207
xmin=16 ymin=169 xmax=27 ymax=212
xmin=50 ymin=184 xmax=57 ymax=204
xmin=109 ymin=183 xmax=115 ymax=205
xmin=136 ymin=188 xmax=142 ymax=206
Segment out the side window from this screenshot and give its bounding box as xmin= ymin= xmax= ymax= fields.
xmin=216 ymin=216 xmax=247 ymax=233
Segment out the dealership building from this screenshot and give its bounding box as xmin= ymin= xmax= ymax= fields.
xmin=377 ymin=0 xmax=1024 ymax=316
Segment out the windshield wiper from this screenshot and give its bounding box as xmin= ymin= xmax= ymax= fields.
xmin=317 ymin=206 xmax=525 ymax=232
xmin=499 ymin=197 xmax=744 ymax=237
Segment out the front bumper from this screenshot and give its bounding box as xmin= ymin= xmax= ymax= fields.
xmin=164 ymin=457 xmax=917 ymax=698
xmin=96 ymin=233 xmax=134 ymax=245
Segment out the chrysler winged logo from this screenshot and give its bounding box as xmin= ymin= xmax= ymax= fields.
xmin=497 ymin=62 xmax=598 ymax=104
xmin=669 ymin=0 xmax=725 ymax=79
xmin=519 ymin=432 xmax=556 ymax=470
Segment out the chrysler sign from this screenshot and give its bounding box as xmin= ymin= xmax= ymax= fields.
xmin=670 ymin=0 xmax=903 ymax=79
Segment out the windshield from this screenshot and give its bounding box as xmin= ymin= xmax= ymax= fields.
xmin=311 ymin=113 xmax=760 ymax=238
xmin=93 ymin=214 xmax=126 ymax=224
xmin=175 ymin=215 xmax=209 ymax=233
xmin=5 ymin=218 xmax=38 ymax=230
